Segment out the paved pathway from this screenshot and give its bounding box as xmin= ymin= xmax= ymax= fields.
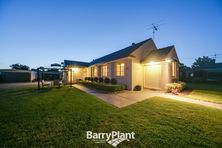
xmin=74 ymin=84 xmax=222 ymax=110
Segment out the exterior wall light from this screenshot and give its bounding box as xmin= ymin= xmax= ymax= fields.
xmin=165 ymin=59 xmax=171 ymax=63
xmin=71 ymin=67 xmax=79 ymax=73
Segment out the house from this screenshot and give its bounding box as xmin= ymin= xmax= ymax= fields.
xmin=63 ymin=38 xmax=179 ymax=90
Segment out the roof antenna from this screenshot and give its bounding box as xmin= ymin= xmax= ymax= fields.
xmin=147 ymin=21 xmax=164 ymax=41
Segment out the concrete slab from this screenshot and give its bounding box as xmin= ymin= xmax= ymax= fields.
xmin=74 ymin=84 xmax=222 ymax=110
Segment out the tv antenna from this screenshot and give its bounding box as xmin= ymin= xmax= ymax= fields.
xmin=147 ymin=22 xmax=164 ymax=41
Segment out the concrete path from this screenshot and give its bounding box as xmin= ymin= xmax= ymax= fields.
xmin=74 ymin=84 xmax=222 ymax=110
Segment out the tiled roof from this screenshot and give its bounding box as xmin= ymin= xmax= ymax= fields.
xmin=143 ymin=45 xmax=175 ymax=62
xmin=89 ymin=38 xmax=152 ymax=65
xmin=64 ymin=39 xmax=177 ymax=67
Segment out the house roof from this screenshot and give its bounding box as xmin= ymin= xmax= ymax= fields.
xmin=142 ymin=45 xmax=177 ymax=62
xmin=89 ymin=38 xmax=152 ymax=65
xmin=64 ymin=39 xmax=178 ymax=67
xmin=64 ymin=60 xmax=90 ymax=67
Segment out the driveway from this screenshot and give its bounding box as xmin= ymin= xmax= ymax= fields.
xmin=74 ymin=84 xmax=222 ymax=110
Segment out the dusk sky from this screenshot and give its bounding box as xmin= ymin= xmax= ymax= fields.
xmin=0 ymin=0 xmax=222 ymax=69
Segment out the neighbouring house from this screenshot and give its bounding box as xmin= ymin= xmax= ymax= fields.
xmin=0 ymin=69 xmax=37 ymax=83
xmin=63 ymin=38 xmax=179 ymax=90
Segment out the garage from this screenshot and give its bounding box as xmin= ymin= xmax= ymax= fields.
xmin=144 ymin=64 xmax=162 ymax=89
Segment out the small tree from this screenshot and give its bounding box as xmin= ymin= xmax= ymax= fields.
xmin=192 ymin=56 xmax=215 ymax=69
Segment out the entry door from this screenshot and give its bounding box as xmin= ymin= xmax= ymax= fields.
xmin=144 ymin=64 xmax=161 ymax=89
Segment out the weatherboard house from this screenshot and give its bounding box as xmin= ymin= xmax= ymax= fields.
xmin=63 ymin=38 xmax=179 ymax=90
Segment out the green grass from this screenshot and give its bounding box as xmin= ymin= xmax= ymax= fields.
xmin=187 ymin=90 xmax=222 ymax=104
xmin=0 ymin=87 xmax=222 ymax=147
xmin=186 ymin=82 xmax=222 ymax=104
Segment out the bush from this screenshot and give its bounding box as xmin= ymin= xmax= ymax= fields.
xmin=133 ymin=85 xmax=141 ymax=91
xmin=104 ymin=77 xmax=110 ymax=83
xmin=76 ymin=79 xmax=82 ymax=83
xmin=90 ymin=77 xmax=94 ymax=82
xmin=85 ymin=77 xmax=90 ymax=81
xmin=111 ymin=78 xmax=117 ymax=84
xmin=99 ymin=77 xmax=103 ymax=83
xmin=94 ymin=77 xmax=98 ymax=82
xmin=166 ymin=81 xmax=186 ymax=94
xmin=80 ymin=81 xmax=125 ymax=92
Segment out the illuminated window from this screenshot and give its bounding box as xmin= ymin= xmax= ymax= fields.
xmin=102 ymin=65 xmax=107 ymax=77
xmin=172 ymin=62 xmax=176 ymax=77
xmin=92 ymin=67 xmax=97 ymax=77
xmin=116 ymin=63 xmax=125 ymax=76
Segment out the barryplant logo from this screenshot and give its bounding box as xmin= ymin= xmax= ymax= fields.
xmin=86 ymin=131 xmax=135 ymax=147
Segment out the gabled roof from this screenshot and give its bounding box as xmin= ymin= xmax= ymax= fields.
xmin=89 ymin=38 xmax=152 ymax=65
xmin=142 ymin=45 xmax=177 ymax=62
xmin=64 ymin=60 xmax=90 ymax=67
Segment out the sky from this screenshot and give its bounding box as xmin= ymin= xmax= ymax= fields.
xmin=0 ymin=0 xmax=222 ymax=69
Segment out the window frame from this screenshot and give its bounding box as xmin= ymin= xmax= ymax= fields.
xmin=92 ymin=66 xmax=97 ymax=77
xmin=101 ymin=65 xmax=107 ymax=77
xmin=172 ymin=61 xmax=177 ymax=77
xmin=116 ymin=63 xmax=125 ymax=76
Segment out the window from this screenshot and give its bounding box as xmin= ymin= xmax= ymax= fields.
xmin=92 ymin=67 xmax=97 ymax=77
xmin=172 ymin=62 xmax=176 ymax=77
xmin=116 ymin=63 xmax=125 ymax=76
xmin=102 ymin=65 xmax=107 ymax=77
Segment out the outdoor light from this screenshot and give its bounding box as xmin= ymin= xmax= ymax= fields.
xmin=165 ymin=58 xmax=171 ymax=63
xmin=148 ymin=61 xmax=158 ymax=65
xmin=71 ymin=67 xmax=79 ymax=73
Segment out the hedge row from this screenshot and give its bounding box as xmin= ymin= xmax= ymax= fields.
xmin=80 ymin=81 xmax=125 ymax=92
xmin=85 ymin=77 xmax=117 ymax=84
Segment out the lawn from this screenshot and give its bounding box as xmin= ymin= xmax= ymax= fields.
xmin=186 ymin=82 xmax=222 ymax=104
xmin=0 ymin=87 xmax=222 ymax=147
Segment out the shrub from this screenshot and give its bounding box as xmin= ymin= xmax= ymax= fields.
xmin=99 ymin=77 xmax=103 ymax=83
xmin=104 ymin=77 xmax=110 ymax=83
xmin=111 ymin=78 xmax=117 ymax=84
xmin=80 ymin=81 xmax=125 ymax=92
xmin=90 ymin=77 xmax=94 ymax=82
xmin=85 ymin=77 xmax=88 ymax=81
xmin=76 ymin=79 xmax=82 ymax=82
xmin=166 ymin=81 xmax=186 ymax=95
xmin=133 ymin=85 xmax=141 ymax=91
xmin=94 ymin=77 xmax=98 ymax=82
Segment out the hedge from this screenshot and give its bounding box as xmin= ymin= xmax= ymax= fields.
xmin=80 ymin=81 xmax=125 ymax=92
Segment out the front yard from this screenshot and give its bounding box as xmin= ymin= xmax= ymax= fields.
xmin=0 ymin=87 xmax=222 ymax=147
xmin=185 ymin=82 xmax=222 ymax=104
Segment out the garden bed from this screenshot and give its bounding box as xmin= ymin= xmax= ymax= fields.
xmin=79 ymin=81 xmax=125 ymax=92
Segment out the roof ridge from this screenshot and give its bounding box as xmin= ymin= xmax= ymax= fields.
xmin=158 ymin=45 xmax=175 ymax=50
xmin=89 ymin=38 xmax=152 ymax=65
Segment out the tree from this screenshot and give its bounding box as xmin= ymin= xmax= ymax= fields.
xmin=10 ymin=63 xmax=30 ymax=70
xmin=179 ymin=62 xmax=191 ymax=72
xmin=192 ymin=56 xmax=215 ymax=69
